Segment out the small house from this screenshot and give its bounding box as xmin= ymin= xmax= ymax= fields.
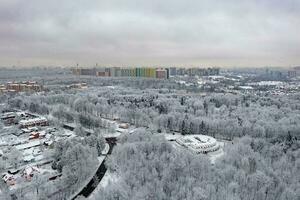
xmin=22 ymin=166 xmax=40 ymax=181
xmin=29 ymin=132 xmax=39 ymax=140
xmin=119 ymin=123 xmax=129 ymax=129
xmin=2 ymin=173 xmax=16 ymax=185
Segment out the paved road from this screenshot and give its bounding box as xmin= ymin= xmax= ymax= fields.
xmin=71 ymin=137 xmax=116 ymax=200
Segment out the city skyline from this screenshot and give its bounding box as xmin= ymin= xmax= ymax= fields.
xmin=1 ymin=0 xmax=300 ymax=67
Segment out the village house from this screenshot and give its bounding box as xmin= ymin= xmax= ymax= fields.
xmin=22 ymin=166 xmax=40 ymax=181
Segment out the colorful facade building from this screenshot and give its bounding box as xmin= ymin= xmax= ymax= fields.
xmin=72 ymin=66 xmax=220 ymax=79
xmin=94 ymin=67 xmax=167 ymax=78
xmin=156 ymin=68 xmax=168 ymax=79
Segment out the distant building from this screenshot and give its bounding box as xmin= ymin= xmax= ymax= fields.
xmin=267 ymin=70 xmax=284 ymax=79
xmin=176 ymin=68 xmax=185 ymax=76
xmin=169 ymin=67 xmax=177 ymax=76
xmin=96 ymin=68 xmax=111 ymax=77
xmin=72 ymin=68 xmax=96 ymax=76
xmin=293 ymin=66 xmax=300 ymax=71
xmin=71 ymin=68 xmax=81 ymax=75
xmin=156 ymin=68 xmax=168 ymax=79
xmin=72 ymin=67 xmax=166 ymax=78
xmin=4 ymin=81 xmax=43 ymax=93
xmin=208 ymin=67 xmax=220 ymax=76
xmin=175 ymin=67 xmax=220 ymax=77
xmin=292 ymin=67 xmax=300 ymax=76
xmin=67 ymin=83 xmax=88 ymax=89
xmin=82 ymin=68 xmax=96 ymax=76
xmin=71 ymin=66 xmax=219 ymax=79
xmin=288 ymin=70 xmax=297 ymax=78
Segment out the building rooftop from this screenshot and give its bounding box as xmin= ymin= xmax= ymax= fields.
xmin=176 ymin=134 xmax=220 ymax=153
xmin=19 ymin=117 xmax=47 ymax=126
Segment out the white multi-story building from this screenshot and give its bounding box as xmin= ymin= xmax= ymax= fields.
xmin=176 ymin=135 xmax=220 ymax=154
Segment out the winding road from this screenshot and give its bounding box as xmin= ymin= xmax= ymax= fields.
xmin=71 ymin=137 xmax=117 ymax=200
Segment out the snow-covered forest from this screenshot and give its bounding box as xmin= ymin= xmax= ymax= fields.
xmin=0 ymin=68 xmax=299 ymax=200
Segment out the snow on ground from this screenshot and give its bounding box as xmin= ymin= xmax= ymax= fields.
xmin=6 ymin=163 xmax=58 ymax=195
xmin=171 ymin=140 xmax=184 ymax=150
xmin=15 ymin=140 xmax=43 ymax=150
xmin=88 ymin=171 xmax=120 ymax=200
xmin=1 ymin=134 xmax=24 ymax=146
xmin=164 ymin=133 xmax=181 ymax=141
xmin=103 ymin=132 xmax=121 ymax=138
xmin=115 ymin=127 xmax=127 ymax=133
xmin=97 ymin=156 xmax=106 ymax=166
xmin=209 ymin=142 xmax=225 ymax=164
xmin=98 ymin=171 xmax=119 ymax=189
xmin=67 ymin=155 xmax=104 ymax=200
xmin=61 ymin=129 xmax=76 ymax=138
xmin=101 ymin=143 xmax=110 ymax=155
xmin=0 ymin=138 xmax=7 ymax=146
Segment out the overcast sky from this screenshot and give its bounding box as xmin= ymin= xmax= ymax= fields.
xmin=0 ymin=0 xmax=299 ymax=67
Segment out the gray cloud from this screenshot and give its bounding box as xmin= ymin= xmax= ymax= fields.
xmin=0 ymin=0 xmax=299 ymax=67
